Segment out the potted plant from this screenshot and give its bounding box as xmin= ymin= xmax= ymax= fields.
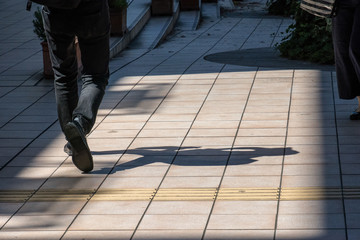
xmin=151 ymin=0 xmax=173 ymax=15
xmin=108 ymin=0 xmax=128 ymax=36
xmin=33 ymin=7 xmax=54 ymax=79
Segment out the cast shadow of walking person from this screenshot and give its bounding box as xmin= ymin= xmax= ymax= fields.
xmin=90 ymin=146 xmax=299 ymax=174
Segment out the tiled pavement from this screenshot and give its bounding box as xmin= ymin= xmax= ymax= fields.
xmin=1 ymin=0 xmax=360 ymax=240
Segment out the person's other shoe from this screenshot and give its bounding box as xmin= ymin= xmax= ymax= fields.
xmin=64 ymin=142 xmax=72 ymax=156
xmin=350 ymin=111 xmax=360 ymax=120
xmin=63 ymin=118 xmax=93 ymax=172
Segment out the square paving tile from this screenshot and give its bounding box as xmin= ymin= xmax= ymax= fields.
xmin=161 ymin=176 xmax=221 ymax=188
xmin=277 ymin=214 xmax=345 ymax=229
xmin=282 ymin=164 xmax=340 ymax=176
xmin=0 ymin=178 xmax=45 ymax=190
xmin=288 ymin=120 xmax=335 ymax=128
xmin=342 ymin=175 xmax=360 ymax=187
xmin=0 ymin=139 xmax=32 ymax=148
xmin=3 ymin=215 xmax=76 ymax=230
xmin=143 ymin=121 xmax=192 ymax=129
xmin=110 ymin=165 xmax=169 ymax=177
xmin=96 ymin=122 xmax=145 ymax=130
xmin=339 ymin=154 xmax=360 ymax=164
xmin=286 ymin=136 xmax=337 ymax=145
xmin=133 ymin=230 xmax=203 ymax=240
xmin=275 ymin=230 xmax=346 ymax=240
xmin=281 ymin=175 xmax=341 ymax=188
xmin=346 ymin=214 xmax=360 ymax=228
xmin=345 ymin=200 xmax=360 ymax=213
xmin=348 ymin=230 xmax=360 ymax=240
xmin=173 ymin=155 xmax=228 ymax=166
xmin=18 ymin=201 xmax=87 ymax=216
xmin=70 ymin=215 xmax=142 ymax=230
xmin=182 ymin=137 xmax=235 ymax=147
xmin=207 ymin=214 xmax=276 ymax=230
xmin=240 ymin=120 xmax=288 ymax=128
xmin=237 ymin=128 xmax=287 ymax=137
xmin=221 ymin=176 xmax=281 ymax=188
xmin=228 ymin=155 xmax=283 ymax=165
xmin=191 ymin=120 xmax=239 ymax=129
xmin=0 ymin=203 xmax=23 ymax=215
xmin=63 ymin=231 xmax=133 ymax=240
xmin=339 ymin=145 xmax=360 ymax=154
xmin=138 ymin=215 xmax=208 ymax=230
xmin=101 ymin=177 xmax=163 ymax=189
xmin=196 ymin=113 xmax=242 ymax=121
xmin=285 ymin=145 xmax=338 ymax=155
xmin=212 ymin=201 xmax=277 ymax=215
xmin=147 ymin=201 xmax=213 ymax=215
xmin=188 ymin=129 xmax=238 ymax=137
xmin=40 ymin=177 xmax=104 ymax=190
xmin=137 ymin=129 xmax=188 ymax=138
xmin=0 ymin=231 xmax=64 ymax=240
xmin=19 ymin=147 xmax=67 ymax=157
xmin=117 ymin=154 xmax=174 ymax=166
xmin=235 ymin=137 xmax=286 ymax=146
xmin=167 ymin=165 xmax=225 ymax=177
xmin=0 ymin=167 xmax=56 ymax=178
xmin=129 ymin=138 xmax=184 ymax=149
xmin=88 ymin=138 xmax=133 ymax=151
xmin=88 ymin=129 xmax=139 ymax=139
xmin=278 ymin=200 xmax=343 ymax=214
xmin=243 ymin=112 xmax=288 ymax=121
xmin=204 ymin=230 xmax=274 ymax=240
xmin=81 ymin=201 xmax=149 ymax=215
xmin=284 ymin=153 xmax=339 ymax=165
xmin=288 ymin=127 xmax=336 ymax=136
xmin=0 ymin=216 xmax=10 ymax=229
xmin=224 ymin=165 xmax=282 ymax=176
xmin=246 ymin=105 xmax=289 ymax=113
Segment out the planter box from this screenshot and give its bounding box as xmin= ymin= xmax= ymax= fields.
xmin=151 ymin=0 xmax=173 ymax=15
xmin=41 ymin=40 xmax=82 ymax=79
xmin=41 ymin=41 xmax=54 ymax=79
xmin=180 ymin=0 xmax=200 ymax=10
xmin=109 ymin=8 xmax=127 ymax=36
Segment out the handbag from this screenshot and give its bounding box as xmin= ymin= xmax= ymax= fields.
xmin=300 ymin=0 xmax=337 ymax=18
xmin=26 ymin=0 xmax=82 ymax=11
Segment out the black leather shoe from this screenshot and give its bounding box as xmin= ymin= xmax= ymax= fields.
xmin=63 ymin=119 xmax=93 ymax=172
xmin=350 ymin=111 xmax=360 ymax=120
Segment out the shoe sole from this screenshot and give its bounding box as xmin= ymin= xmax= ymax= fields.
xmin=63 ymin=122 xmax=93 ymax=172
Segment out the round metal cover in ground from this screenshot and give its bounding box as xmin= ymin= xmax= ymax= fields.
xmin=204 ymin=47 xmax=335 ymax=71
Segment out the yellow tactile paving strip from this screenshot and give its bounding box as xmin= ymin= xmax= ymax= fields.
xmin=92 ymin=189 xmax=156 ymax=201
xmin=2 ymin=187 xmax=360 ymax=203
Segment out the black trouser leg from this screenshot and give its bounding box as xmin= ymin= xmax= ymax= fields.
xmin=332 ymin=1 xmax=360 ymax=99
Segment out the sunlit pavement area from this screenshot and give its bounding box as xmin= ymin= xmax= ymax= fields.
xmin=1 ymin=0 xmax=360 ymax=239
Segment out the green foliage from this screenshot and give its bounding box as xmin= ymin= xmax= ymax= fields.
xmin=32 ymin=7 xmax=47 ymax=42
xmin=267 ymin=0 xmax=298 ymax=16
xmin=108 ymin=0 xmax=128 ymax=9
xmin=274 ymin=2 xmax=334 ymax=64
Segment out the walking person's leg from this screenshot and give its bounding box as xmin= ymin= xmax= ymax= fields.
xmin=63 ymin=0 xmax=110 ymax=172
xmin=333 ymin=1 xmax=360 ymax=119
xmin=42 ymin=1 xmax=110 ymax=172
xmin=42 ymin=7 xmax=79 ymax=133
xmin=349 ymin=4 xmax=360 ymax=94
